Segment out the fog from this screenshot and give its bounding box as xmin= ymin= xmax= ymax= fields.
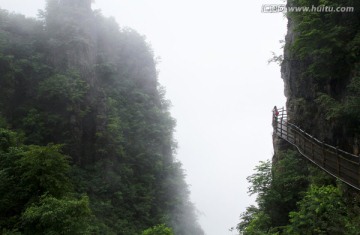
xmin=0 ymin=0 xmax=286 ymax=234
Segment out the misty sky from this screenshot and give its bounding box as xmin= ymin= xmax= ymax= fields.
xmin=0 ymin=1 xmax=287 ymax=234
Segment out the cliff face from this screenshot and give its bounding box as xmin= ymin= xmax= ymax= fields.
xmin=281 ymin=0 xmax=360 ymax=153
xmin=239 ymin=1 xmax=360 ymax=234
xmin=45 ymin=0 xmax=97 ymax=85
xmin=281 ymin=16 xmax=334 ymax=144
xmin=41 ymin=0 xmax=161 ymax=164
xmin=0 ymin=1 xmax=204 ymax=234
xmin=280 ymin=17 xmax=332 ymax=145
xmin=275 ymin=0 xmax=360 ymax=227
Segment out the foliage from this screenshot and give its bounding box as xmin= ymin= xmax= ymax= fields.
xmin=238 ymin=160 xmax=272 ymax=235
xmin=238 ymin=150 xmax=309 ymax=234
xmin=0 ymin=129 xmax=94 ymax=233
xmin=18 ymin=144 xmax=72 ymax=198
xmin=315 ymin=93 xmax=341 ymax=121
xmin=247 ymin=160 xmax=272 ymax=197
xmin=268 ymin=51 xmax=284 ymax=65
xmin=237 ymin=206 xmax=272 ymax=235
xmin=286 ymin=185 xmax=348 ymax=234
xmin=237 ymin=149 xmax=360 ymax=234
xmin=141 ymin=224 xmax=174 ymax=235
xmin=265 ymin=151 xmax=309 ymax=227
xmin=38 ymin=71 xmax=89 ymax=108
xmin=316 ymin=70 xmax=360 ymax=133
xmin=288 ymin=0 xmax=360 ymax=83
xmin=22 ymin=195 xmax=92 ymax=235
xmin=0 ymin=2 xmax=203 ymax=234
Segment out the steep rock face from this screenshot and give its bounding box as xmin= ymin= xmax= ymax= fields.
xmin=280 ymin=0 xmax=360 ymax=152
xmin=0 ymin=2 xmax=204 ymax=234
xmin=45 ymin=0 xmax=97 ymax=85
xmin=280 ymin=16 xmax=330 ymax=143
xmin=43 ymin=0 xmax=160 ymax=164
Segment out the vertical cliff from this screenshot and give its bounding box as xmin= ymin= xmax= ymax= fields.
xmin=0 ymin=1 xmax=204 ymax=234
xmin=282 ymin=0 xmax=360 ymax=151
xmin=276 ymin=0 xmax=360 ymax=230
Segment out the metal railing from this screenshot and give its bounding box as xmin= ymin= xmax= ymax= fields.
xmin=273 ymin=108 xmax=360 ymax=190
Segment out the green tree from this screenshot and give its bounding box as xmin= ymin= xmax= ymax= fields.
xmin=238 ymin=150 xmax=310 ymax=234
xmin=246 ymin=160 xmax=272 ymax=198
xmin=17 ymin=144 xmax=72 ymax=198
xmin=141 ymin=224 xmax=174 ymax=235
xmin=21 ymin=195 xmax=92 ymax=235
xmin=265 ymin=151 xmax=309 ymax=227
xmin=237 ymin=206 xmax=272 ymax=235
xmin=238 ymin=160 xmax=273 ymax=235
xmin=0 ymin=128 xmax=94 ymax=233
xmin=286 ymin=185 xmax=348 ymax=234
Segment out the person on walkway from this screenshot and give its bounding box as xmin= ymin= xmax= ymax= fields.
xmin=273 ymin=106 xmax=279 ymax=120
xmin=272 ymin=106 xmax=279 ymax=130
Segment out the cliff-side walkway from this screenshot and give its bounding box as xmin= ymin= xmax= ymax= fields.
xmin=273 ymin=108 xmax=360 ymax=190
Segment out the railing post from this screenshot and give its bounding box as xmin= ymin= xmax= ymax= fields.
xmin=284 ymin=109 xmax=286 ymax=136
xmin=322 ymin=142 xmax=326 ymax=168
xmin=302 ymin=133 xmax=306 ymax=154
xmin=286 ymin=122 xmax=289 ymax=141
xmin=336 ymin=147 xmax=340 ymax=176
xmin=280 ymin=113 xmax=283 ymax=138
xmin=311 ymin=141 xmax=315 ymax=161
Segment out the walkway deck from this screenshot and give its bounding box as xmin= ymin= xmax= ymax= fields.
xmin=273 ymin=108 xmax=360 ymax=190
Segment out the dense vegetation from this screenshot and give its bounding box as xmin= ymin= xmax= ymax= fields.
xmin=238 ymin=0 xmax=360 ymax=234
xmin=237 ymin=150 xmax=360 ymax=234
xmin=0 ymin=1 xmax=203 ymax=234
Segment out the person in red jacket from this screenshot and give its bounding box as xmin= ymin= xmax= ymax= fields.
xmin=273 ymin=106 xmax=279 ymax=127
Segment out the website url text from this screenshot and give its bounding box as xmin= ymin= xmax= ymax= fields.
xmin=262 ymin=4 xmax=355 ymax=13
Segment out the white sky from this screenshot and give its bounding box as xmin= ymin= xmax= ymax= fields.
xmin=0 ymin=1 xmax=287 ymax=234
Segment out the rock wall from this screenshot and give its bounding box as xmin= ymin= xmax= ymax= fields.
xmin=279 ymin=0 xmax=360 ymax=156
